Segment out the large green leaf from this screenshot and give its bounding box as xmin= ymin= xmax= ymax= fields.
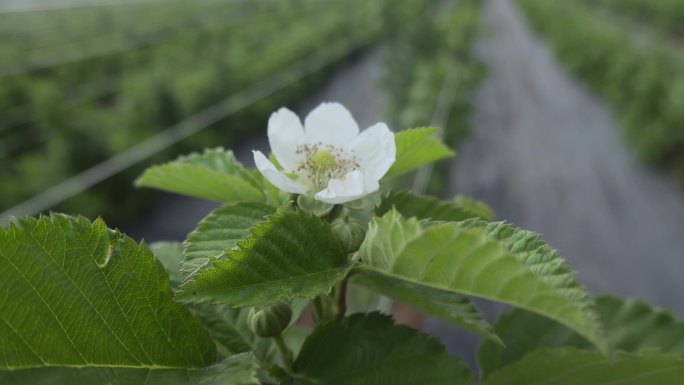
xmin=377 ymin=190 xmax=491 ymax=222
xmin=0 ymin=353 xmax=259 ymax=385
xmin=182 ymin=202 xmax=276 ymax=280
xmin=457 ymin=219 xmax=604 ymax=343
xmin=292 ymin=312 xmax=474 ymax=385
xmin=135 ymin=148 xmax=265 ymax=203
xmin=0 ymin=215 xmax=216 ymax=374
xmin=484 ymin=348 xmax=684 ymax=385
xmin=358 ymin=211 xmax=605 ymax=353
xmin=385 ymin=127 xmax=455 ymax=178
xmin=478 ymin=295 xmax=684 ymax=378
xmin=177 ymin=210 xmax=351 ymax=307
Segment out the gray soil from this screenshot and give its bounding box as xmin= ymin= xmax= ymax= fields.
xmin=426 ymin=0 xmax=684 ymax=367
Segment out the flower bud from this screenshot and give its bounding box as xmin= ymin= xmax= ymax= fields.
xmin=247 ymin=302 xmax=292 ymax=338
xmin=330 ymin=217 xmax=365 ymax=253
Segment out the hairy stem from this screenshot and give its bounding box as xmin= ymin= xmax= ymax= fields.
xmin=337 ymin=277 xmax=349 ymax=319
xmin=273 ymin=334 xmax=293 ymax=374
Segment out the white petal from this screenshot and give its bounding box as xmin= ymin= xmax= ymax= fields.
xmin=350 ymin=122 xmax=396 ymax=180
xmin=267 ymin=107 xmax=305 ymax=171
xmin=253 ymin=151 xmax=305 ymax=194
xmin=304 ymin=102 xmax=359 ymax=148
xmin=314 ymin=170 xmax=366 ymax=204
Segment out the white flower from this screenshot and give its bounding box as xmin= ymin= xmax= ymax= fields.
xmin=253 ymin=102 xmax=396 ymax=204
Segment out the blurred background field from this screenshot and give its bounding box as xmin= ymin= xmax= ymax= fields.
xmin=1 ymin=0 xmax=684 ymax=365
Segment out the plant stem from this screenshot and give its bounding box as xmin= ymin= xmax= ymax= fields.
xmin=326 ymin=204 xmax=343 ymax=222
xmin=336 ymin=277 xmax=349 ymax=319
xmin=273 ymin=334 xmax=293 ymax=374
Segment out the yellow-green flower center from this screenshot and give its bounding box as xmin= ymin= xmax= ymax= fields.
xmin=311 ymin=150 xmax=336 ymax=172
xmin=296 ymin=143 xmax=360 ymax=191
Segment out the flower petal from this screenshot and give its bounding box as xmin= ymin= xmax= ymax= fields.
xmin=304 ymin=102 xmax=359 ymax=148
xmin=314 ymin=170 xmax=366 ymax=204
xmin=253 ymin=150 xmax=305 ymax=194
xmin=268 ymin=107 xmax=305 ymax=172
xmin=350 ymin=122 xmax=396 ymax=181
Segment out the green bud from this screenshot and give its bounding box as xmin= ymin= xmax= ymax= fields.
xmin=247 ymin=302 xmax=292 ymax=338
xmin=330 ymin=217 xmax=366 ymax=253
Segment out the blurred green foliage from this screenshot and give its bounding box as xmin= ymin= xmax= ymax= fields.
xmin=0 ymin=0 xmax=382 ymax=222
xmin=517 ymin=0 xmax=684 ymax=181
xmin=381 ymin=0 xmax=485 ymax=196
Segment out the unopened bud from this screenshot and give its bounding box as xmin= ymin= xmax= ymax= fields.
xmin=247 ymin=302 xmax=292 ymax=338
xmin=330 ymin=217 xmax=365 ymax=253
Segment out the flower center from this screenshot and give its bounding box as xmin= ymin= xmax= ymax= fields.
xmin=311 ymin=150 xmax=336 ymax=172
xmin=296 ymin=143 xmax=359 ymax=190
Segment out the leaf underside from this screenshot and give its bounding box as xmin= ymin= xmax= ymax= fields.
xmin=135 ymin=148 xmax=265 ymax=203
xmin=177 ymin=210 xmax=351 ymax=307
xmin=0 ymin=215 xmax=216 ymax=377
xmin=293 ymin=312 xmax=474 ymax=385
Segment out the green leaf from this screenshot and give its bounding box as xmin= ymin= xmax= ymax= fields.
xmin=0 ymin=215 xmax=216 ymax=371
xmin=177 ymin=210 xmax=351 ymax=307
xmin=478 ymin=295 xmax=684 ymax=378
xmin=457 ymin=219 xmax=604 ymax=348
xmin=135 ymin=148 xmax=265 ymax=203
xmin=182 ymin=202 xmax=276 ymax=280
xmin=358 ymin=211 xmax=605 ymax=353
xmin=484 ymin=348 xmax=684 ymax=385
xmin=293 ymin=312 xmax=474 ymax=385
xmin=377 ymin=190 xmax=490 ymax=222
xmin=385 ymin=127 xmax=455 ymax=178
xmin=150 ymin=241 xmax=185 ymax=289
xmin=0 ymin=353 xmax=259 ymax=385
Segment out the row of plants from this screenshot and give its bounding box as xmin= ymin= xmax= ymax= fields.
xmin=381 ymin=0 xmax=485 ymax=196
xmin=573 ymin=0 xmax=684 ymax=36
xmin=0 ymin=0 xmax=383 ymax=222
xmin=516 ymin=0 xmax=684 ymax=181
xmin=1 ymin=99 xmax=683 ymax=383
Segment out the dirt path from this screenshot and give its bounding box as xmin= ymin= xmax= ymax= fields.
xmin=451 ymin=0 xmax=684 ymax=314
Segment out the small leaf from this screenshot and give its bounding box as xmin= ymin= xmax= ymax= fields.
xmin=484 ymin=348 xmax=684 ymax=385
xmin=377 ymin=190 xmax=490 ymax=222
xmin=358 ymin=211 xmax=606 ymax=353
xmin=177 ymin=210 xmax=351 ymax=307
xmin=293 ymin=312 xmax=474 ymax=385
xmin=0 ymin=215 xmax=216 ymax=371
xmin=385 ymin=127 xmax=455 ymax=178
xmin=136 ymin=148 xmax=265 ymax=203
xmin=182 ymin=202 xmax=276 ymax=280
xmin=478 ymin=295 xmax=684 ymax=378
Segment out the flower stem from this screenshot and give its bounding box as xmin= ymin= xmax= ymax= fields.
xmin=273 ymin=334 xmax=293 ymax=374
xmin=336 ymin=277 xmax=349 ymax=319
